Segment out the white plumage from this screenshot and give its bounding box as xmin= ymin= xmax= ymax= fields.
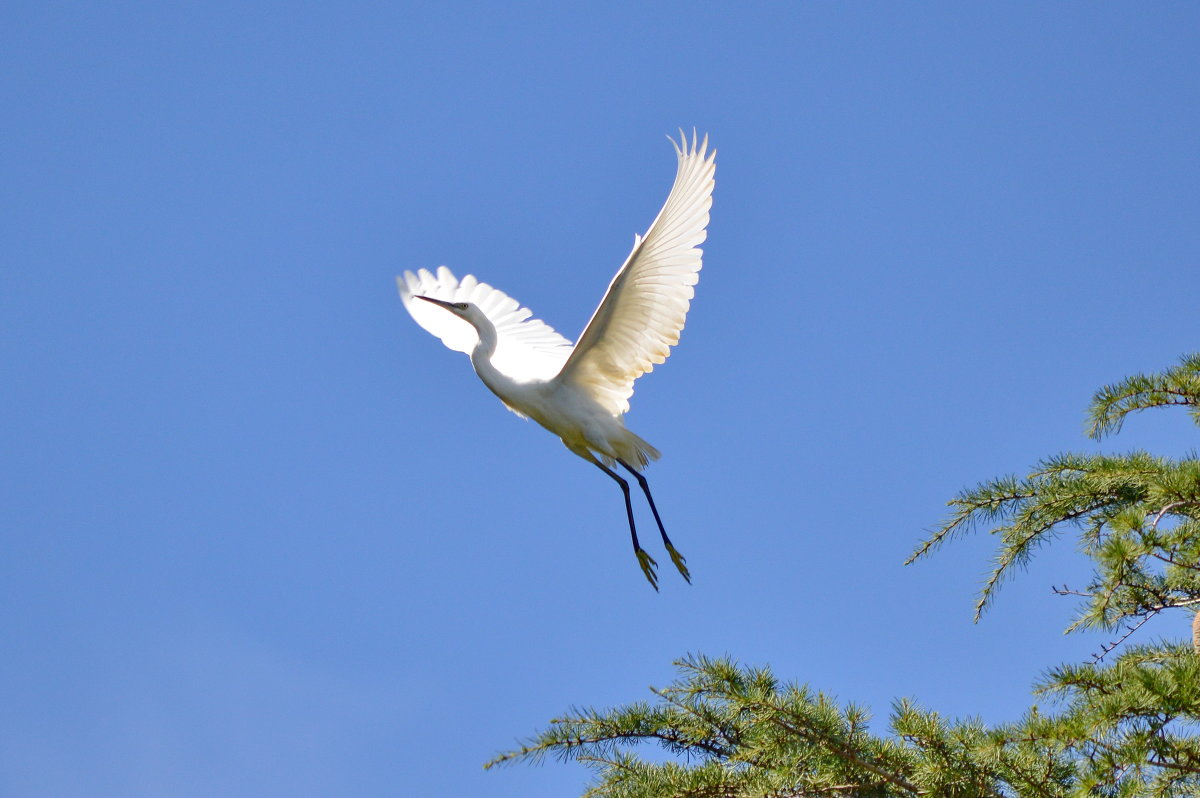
xmin=397 ymin=131 xmax=715 ymax=589
xmin=399 ymin=267 xmax=574 ymax=383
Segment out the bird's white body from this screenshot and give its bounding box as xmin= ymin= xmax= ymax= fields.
xmin=397 ymin=131 xmax=715 ymax=588
xmin=459 ymin=304 xmax=660 ymax=467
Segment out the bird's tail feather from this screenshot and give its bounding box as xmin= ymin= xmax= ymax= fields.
xmin=628 ymin=431 xmax=661 ymax=468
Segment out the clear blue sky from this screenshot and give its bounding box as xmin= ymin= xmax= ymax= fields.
xmin=3 ymin=3 xmax=1198 ymax=796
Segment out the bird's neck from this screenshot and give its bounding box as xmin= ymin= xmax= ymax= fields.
xmin=468 ymin=320 xmax=512 ymax=397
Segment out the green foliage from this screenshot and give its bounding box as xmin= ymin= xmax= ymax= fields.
xmin=907 ymin=450 xmax=1200 ymax=627
xmin=909 ymin=353 xmax=1200 ymax=635
xmin=1035 ymin=642 xmax=1200 ymax=796
xmin=494 ymin=355 xmax=1200 ymax=796
xmin=487 ymin=653 xmax=1062 ymax=797
xmin=1088 ymin=354 xmax=1200 ymax=438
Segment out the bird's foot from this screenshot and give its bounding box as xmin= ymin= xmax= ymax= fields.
xmin=636 ymin=549 xmax=660 ymax=591
xmin=665 ymin=544 xmax=691 ymax=584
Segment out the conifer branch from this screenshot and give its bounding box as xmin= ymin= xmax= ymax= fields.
xmin=1091 ymin=615 xmax=1154 ymax=662
xmin=1088 ymin=353 xmax=1200 ymax=439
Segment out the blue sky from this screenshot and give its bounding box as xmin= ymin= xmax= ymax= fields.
xmin=3 ymin=2 xmax=1199 ymax=796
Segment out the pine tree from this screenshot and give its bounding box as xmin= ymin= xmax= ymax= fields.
xmin=489 ymin=354 xmax=1200 ymax=797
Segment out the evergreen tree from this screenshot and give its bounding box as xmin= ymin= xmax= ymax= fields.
xmin=489 ymin=354 xmax=1200 ymax=797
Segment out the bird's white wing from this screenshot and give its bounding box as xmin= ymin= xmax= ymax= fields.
xmin=397 ymin=266 xmax=574 ymax=382
xmin=557 ymin=131 xmax=715 ymax=415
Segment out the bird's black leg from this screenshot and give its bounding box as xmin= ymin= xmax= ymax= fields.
xmin=592 ymin=459 xmax=659 ymax=591
xmin=617 ymin=459 xmax=690 ymax=584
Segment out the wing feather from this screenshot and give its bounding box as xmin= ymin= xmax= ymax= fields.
xmin=557 ymin=130 xmax=715 ymax=415
xmin=396 ymin=266 xmax=574 ymax=382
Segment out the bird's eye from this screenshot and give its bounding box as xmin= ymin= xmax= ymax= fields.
xmin=454 ymin=302 xmax=469 ymax=310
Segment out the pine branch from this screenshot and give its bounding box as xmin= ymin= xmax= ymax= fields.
xmin=761 ymin=713 xmax=926 ymax=796
xmin=906 ymin=478 xmax=1032 ymax=565
xmin=1088 ymin=353 xmax=1200 ymax=439
xmin=1091 ymin=615 xmax=1154 ymax=662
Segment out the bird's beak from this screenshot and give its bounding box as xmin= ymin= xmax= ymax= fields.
xmin=416 ymin=295 xmax=457 ymax=310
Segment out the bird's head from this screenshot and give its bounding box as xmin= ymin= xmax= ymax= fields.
xmin=414 ymin=295 xmax=492 ymax=331
xmin=416 ymin=295 xmax=472 ymax=318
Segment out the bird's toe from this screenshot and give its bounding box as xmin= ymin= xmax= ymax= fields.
xmin=666 ymin=545 xmax=691 ymax=584
xmin=636 ymin=550 xmax=660 ymax=592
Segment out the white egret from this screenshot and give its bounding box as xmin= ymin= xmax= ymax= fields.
xmin=397 ymin=131 xmax=715 ymax=590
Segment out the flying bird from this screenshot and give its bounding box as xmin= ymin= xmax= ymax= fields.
xmin=397 ymin=131 xmax=715 ymax=589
